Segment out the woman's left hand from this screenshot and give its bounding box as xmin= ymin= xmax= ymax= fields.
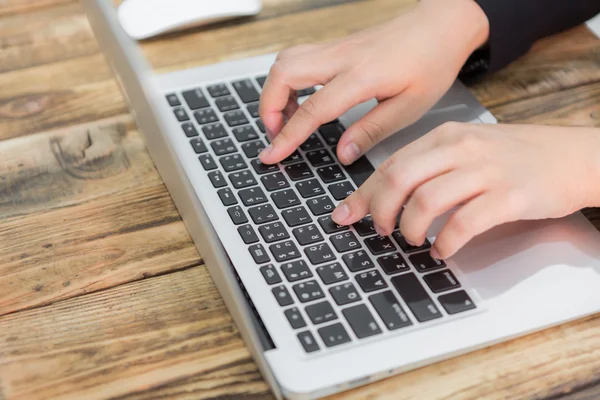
xmin=331 ymin=122 xmax=600 ymax=259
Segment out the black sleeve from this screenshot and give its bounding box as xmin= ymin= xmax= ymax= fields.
xmin=473 ymin=0 xmax=600 ymax=73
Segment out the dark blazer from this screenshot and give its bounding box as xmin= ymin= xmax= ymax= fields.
xmin=466 ymin=0 xmax=600 ymax=76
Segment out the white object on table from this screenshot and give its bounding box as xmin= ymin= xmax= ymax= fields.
xmin=587 ymin=14 xmax=600 ymax=38
xmin=118 ymin=0 xmax=262 ymax=40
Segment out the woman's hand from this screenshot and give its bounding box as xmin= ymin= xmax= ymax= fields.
xmin=258 ymin=0 xmax=489 ymax=166
xmin=331 ymin=123 xmax=600 ymax=259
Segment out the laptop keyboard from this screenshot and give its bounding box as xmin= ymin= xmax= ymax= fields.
xmin=165 ymin=76 xmax=477 ymax=354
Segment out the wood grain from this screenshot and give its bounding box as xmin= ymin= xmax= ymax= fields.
xmin=0 ymin=0 xmax=599 ymax=399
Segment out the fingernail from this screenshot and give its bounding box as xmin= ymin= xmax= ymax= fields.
xmin=343 ymin=142 xmax=361 ymax=164
xmin=259 ymin=144 xmax=273 ymax=160
xmin=430 ymin=247 xmax=441 ymax=260
xmin=332 ymin=203 xmax=350 ymax=223
xmin=374 ymin=224 xmax=385 ymax=237
xmin=405 ymin=237 xmax=417 ymax=246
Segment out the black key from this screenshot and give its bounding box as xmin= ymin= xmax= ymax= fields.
xmin=255 ymin=118 xmax=266 ymax=133
xmin=190 ymin=137 xmax=207 ymax=154
xmin=292 ymin=224 xmax=323 ymax=246
xmin=342 ymin=156 xmax=375 ymax=187
xmin=256 ymin=76 xmax=267 ymax=88
xmin=182 ymin=122 xmax=199 ymax=137
xmin=241 ymin=140 xmax=266 ymax=158
xmin=199 ymin=154 xmax=218 ymax=171
xmin=297 ymin=331 xmax=319 ymax=353
xmin=409 ymin=252 xmax=446 ymax=273
xmin=343 ymin=304 xmax=382 ymax=339
xmin=248 ymin=204 xmax=278 ymax=225
xmin=328 ymin=181 xmax=355 ymax=201
xmin=296 ymin=179 xmax=325 ymax=198
xmin=438 ymin=290 xmax=476 ymax=314
xmin=317 ymin=323 xmax=351 ymax=348
xmin=300 ymin=134 xmax=324 ymax=151
xmin=246 ymin=102 xmax=260 ymax=118
xmin=285 ymin=307 xmax=307 ymax=329
xmin=215 ymin=95 xmax=240 ymax=112
xmin=391 ymin=273 xmax=442 ymax=322
xmin=423 ymin=270 xmax=461 ymax=293
xmin=233 ymin=79 xmax=260 ymax=103
xmin=285 ymin=162 xmax=314 ymax=181
xmin=202 ymin=123 xmax=228 ymax=140
xmin=229 ymin=170 xmax=257 ymax=189
xmin=272 ymin=285 xmax=294 ymax=306
xmin=307 ymin=195 xmax=335 ymax=216
xmin=318 ymin=122 xmax=344 ymax=146
xmin=316 ymin=262 xmax=348 ymax=285
xmin=224 ymin=110 xmax=249 ymax=127
xmin=166 ymin=93 xmax=180 ymax=107
xmin=330 ymin=282 xmax=361 ymax=306
xmin=306 ymin=149 xmax=335 ymax=167
xmin=317 ymin=165 xmax=345 ymax=183
xmin=318 ymin=215 xmax=349 ymax=234
xmin=271 ymin=189 xmax=301 ymax=209
xmin=260 ymin=264 xmax=282 ymax=285
xmin=297 ymin=87 xmax=317 ymax=97
xmin=239 ymin=186 xmax=268 ymax=206
xmin=182 ymin=88 xmax=209 ymax=110
xmin=293 ymin=280 xmax=325 ymax=303
xmin=259 ymin=221 xmax=290 ymax=243
xmin=237 ymin=224 xmax=259 ymax=244
xmin=220 ymin=154 xmax=247 ymax=172
xmin=208 ymin=171 xmax=227 ymax=188
xmin=173 ymin=107 xmax=189 ymax=122
xmin=194 ymin=108 xmax=218 ymax=125
xmin=342 ymin=250 xmax=374 ymax=272
xmin=353 ymin=216 xmax=376 ymax=237
xmin=227 ymin=206 xmax=248 ymax=225
xmin=270 ymin=240 xmax=301 ymax=262
xmin=251 ymin=158 xmax=278 ymax=175
xmin=355 ymin=270 xmax=388 ymax=293
xmin=281 ymin=260 xmax=313 ymax=282
xmin=364 ymin=236 xmax=396 ymax=255
xmin=211 ymin=138 xmax=237 ymax=156
xmin=232 ymin=125 xmax=259 ymax=142
xmin=249 ymin=243 xmax=270 ymax=264
xmin=329 ymin=231 xmax=361 ymax=253
xmin=218 ymin=187 xmax=238 ymax=206
xmin=392 ymin=231 xmax=432 ymax=253
xmin=281 ymin=150 xmax=303 ymax=165
xmin=261 ymin=172 xmax=290 ymax=192
xmin=207 ymin=83 xmax=230 ymax=98
xmin=282 ymin=206 xmax=312 ymax=227
xmin=378 ymin=253 xmax=410 ymax=275
xmin=369 ymin=291 xmax=413 ymax=330
xmin=304 ymin=243 xmax=336 ymax=265
xmin=305 ymin=300 xmax=337 ymax=324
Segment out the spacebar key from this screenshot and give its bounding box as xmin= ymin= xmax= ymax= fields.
xmin=391 ymin=273 xmax=442 ymax=322
xmin=342 ymin=156 xmax=375 ymax=187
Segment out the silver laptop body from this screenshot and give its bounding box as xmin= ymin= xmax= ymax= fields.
xmin=82 ymin=1 xmax=600 ymax=398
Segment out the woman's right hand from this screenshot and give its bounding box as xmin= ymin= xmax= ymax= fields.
xmin=259 ymin=0 xmax=490 ymax=166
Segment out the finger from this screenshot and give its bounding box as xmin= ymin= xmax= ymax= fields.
xmin=332 ymin=166 xmax=385 ymax=225
xmin=259 ymin=54 xmax=340 ymax=136
xmin=399 ymin=169 xmax=487 ymax=246
xmin=260 ymin=74 xmax=370 ymax=164
xmin=336 ymin=89 xmax=429 ymax=165
xmin=432 ymin=192 xmax=521 ymax=259
xmin=282 ymin=93 xmax=300 ymax=123
xmin=275 ymin=44 xmax=321 ymax=61
xmin=368 ymin=145 xmax=461 ymax=235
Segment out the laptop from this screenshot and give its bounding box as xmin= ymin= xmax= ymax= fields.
xmin=81 ymin=1 xmax=600 ymax=398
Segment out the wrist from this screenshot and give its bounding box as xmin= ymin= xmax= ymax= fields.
xmin=418 ymin=0 xmax=490 ymax=60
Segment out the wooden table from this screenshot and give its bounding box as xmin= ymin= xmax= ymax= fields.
xmin=1 ymin=0 xmax=599 ymax=399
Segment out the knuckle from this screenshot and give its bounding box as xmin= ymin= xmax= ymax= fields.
xmin=384 ymin=166 xmax=407 ymax=191
xmin=455 ymin=132 xmax=483 ymax=153
xmin=448 ymin=212 xmax=476 ymax=240
xmin=269 ymin=61 xmax=288 ymax=82
xmin=297 ymin=97 xmax=321 ymax=123
xmin=355 ymin=119 xmax=386 ymax=147
xmin=412 ymin=186 xmax=436 ymax=215
xmin=432 ymin=121 xmax=462 ymax=141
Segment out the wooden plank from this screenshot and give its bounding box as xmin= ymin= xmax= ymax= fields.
xmin=0 ymin=123 xmax=200 ymax=316
xmin=0 ymin=268 xmax=272 ymax=400
xmin=0 ymin=0 xmax=75 ymax=18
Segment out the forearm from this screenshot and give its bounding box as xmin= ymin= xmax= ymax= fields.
xmin=475 ymin=0 xmax=600 ymax=73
